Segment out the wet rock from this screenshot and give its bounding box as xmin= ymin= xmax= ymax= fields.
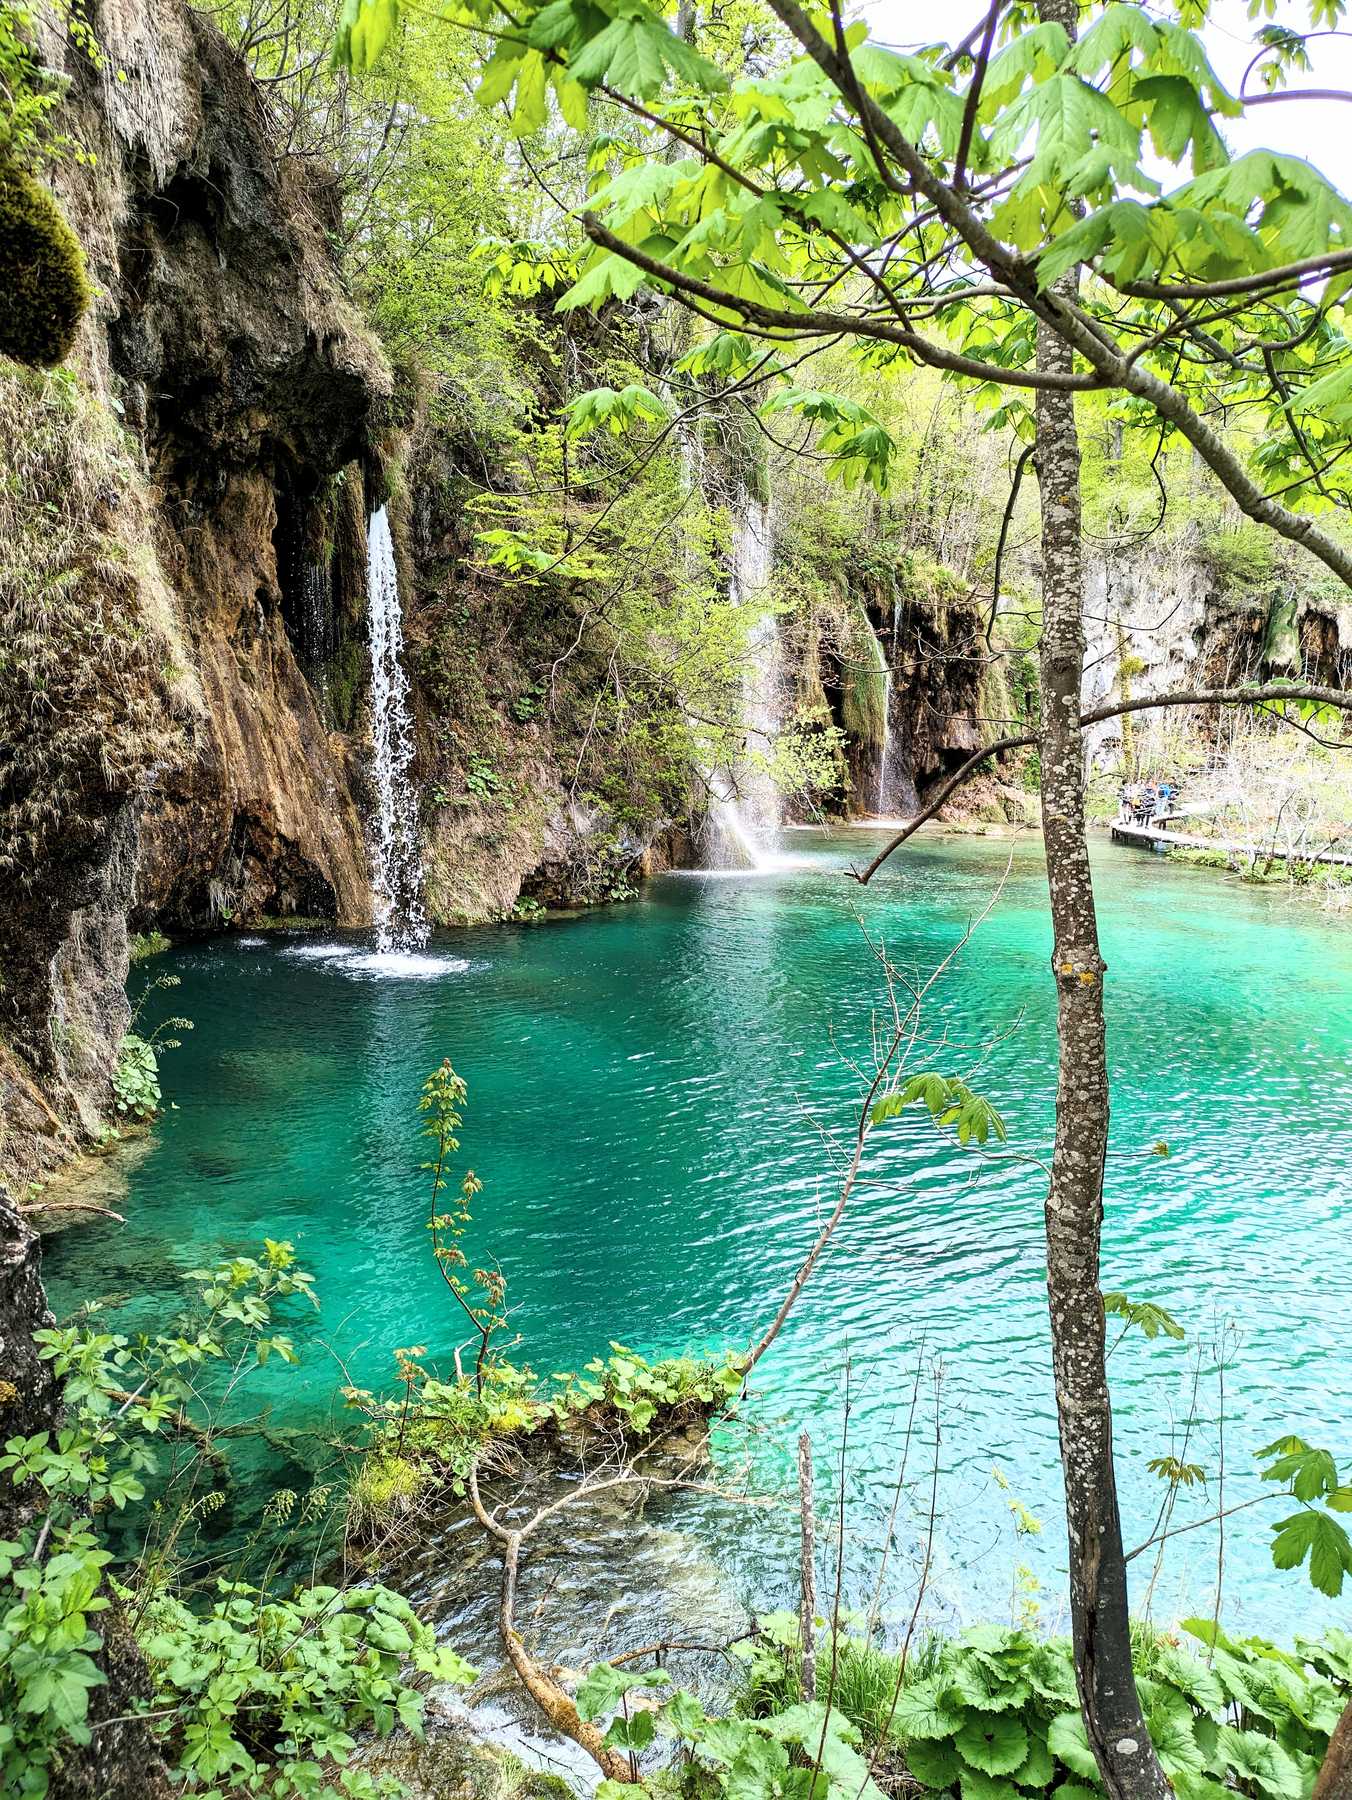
xmin=356 ymin=1697 xmax=581 ymax=1800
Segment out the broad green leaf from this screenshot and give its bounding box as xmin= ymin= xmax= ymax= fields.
xmin=955 ymin=1713 xmax=1028 ymax=1777
xmin=1270 ymin=1508 xmax=1352 ymax=1596
xmin=890 ymin=1675 xmax=966 ymax=1741
xmin=1048 ymin=1710 xmax=1100 ymax=1782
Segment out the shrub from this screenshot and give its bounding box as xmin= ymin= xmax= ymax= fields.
xmin=110 ymin=1031 xmax=160 ymax=1117
xmin=128 ymin=930 xmax=171 ymax=962
xmin=0 ymin=162 xmax=90 ymax=366
xmin=729 ymin=1617 xmax=1352 ymax=1800
xmin=0 ymin=1241 xmax=476 ymax=1798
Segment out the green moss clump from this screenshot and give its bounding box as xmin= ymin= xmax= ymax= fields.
xmin=128 ymin=931 xmax=171 ymax=962
xmin=0 ymin=164 xmax=91 ymax=367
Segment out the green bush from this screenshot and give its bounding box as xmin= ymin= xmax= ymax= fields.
xmin=0 ymin=162 xmax=90 ymax=366
xmin=728 ymin=1617 xmax=1352 ymax=1800
xmin=0 ymin=1242 xmax=476 ymax=1798
xmin=110 ymin=1031 xmax=160 ymax=1118
xmin=549 ymin=1342 xmax=746 ymax=1436
xmin=128 ymin=930 xmax=171 ymax=962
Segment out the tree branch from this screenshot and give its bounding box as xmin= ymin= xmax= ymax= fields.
xmin=852 ymin=681 xmax=1352 ymax=885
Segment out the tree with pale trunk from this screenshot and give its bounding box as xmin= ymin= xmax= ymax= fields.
xmin=334 ymin=0 xmax=1352 ymax=1789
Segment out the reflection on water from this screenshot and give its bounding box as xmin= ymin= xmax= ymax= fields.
xmin=43 ymin=830 xmax=1352 ymax=1647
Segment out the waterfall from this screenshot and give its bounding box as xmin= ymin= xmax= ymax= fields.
xmin=875 ymin=655 xmax=894 ymax=816
xmin=365 ymin=507 xmax=428 ymax=953
xmin=703 ymin=493 xmax=784 ymax=870
xmin=876 ymin=585 xmax=900 ymax=815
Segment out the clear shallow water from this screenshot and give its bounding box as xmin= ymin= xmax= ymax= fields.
xmin=44 ymin=831 xmax=1352 ymax=1644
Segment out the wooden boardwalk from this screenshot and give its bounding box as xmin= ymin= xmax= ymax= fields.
xmin=1110 ymin=818 xmax=1352 ymax=868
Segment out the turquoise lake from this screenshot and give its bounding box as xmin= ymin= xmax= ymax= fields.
xmin=43 ymin=829 xmax=1352 ymax=1645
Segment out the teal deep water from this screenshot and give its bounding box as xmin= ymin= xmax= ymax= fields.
xmin=43 ymin=831 xmax=1352 ymax=1642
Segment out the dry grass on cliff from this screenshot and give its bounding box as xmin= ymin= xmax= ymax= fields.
xmin=0 ymin=361 xmax=196 ymax=884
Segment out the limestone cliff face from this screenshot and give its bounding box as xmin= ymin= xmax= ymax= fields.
xmin=0 ymin=0 xmax=689 ymax=1190
xmin=1 ymin=0 xmax=390 ymax=1186
xmin=785 ymin=558 xmax=998 ymax=820
xmin=1081 ymin=532 xmax=1352 ymax=770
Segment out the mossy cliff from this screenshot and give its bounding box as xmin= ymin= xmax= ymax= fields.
xmin=0 ymin=0 xmax=697 ymax=1188
xmin=1 ymin=0 xmax=391 ymax=1188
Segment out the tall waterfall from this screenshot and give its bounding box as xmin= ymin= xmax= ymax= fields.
xmin=876 ymin=585 xmax=900 ymax=815
xmin=703 ymin=493 xmax=784 ymax=870
xmin=365 ymin=507 xmax=428 ymax=953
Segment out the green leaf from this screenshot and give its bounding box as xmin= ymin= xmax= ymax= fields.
xmin=1010 ymin=1732 xmax=1054 ymax=1788
xmin=331 ymin=0 xmax=398 ymax=70
xmin=1257 ymin=1437 xmax=1340 ymax=1502
xmin=955 ymin=1713 xmax=1028 ymax=1777
xmin=724 ymin=1731 xmax=792 ymax=1800
xmin=1151 ymin=1644 xmax=1224 ymax=1712
xmin=1270 ymin=1509 xmax=1352 ymax=1596
xmin=576 ymin=1661 xmax=669 ymax=1720
xmin=946 ymin=1653 xmax=1030 ymax=1713
xmin=890 ymin=1675 xmax=966 ymax=1741
xmin=1047 ymin=1710 xmax=1100 ymax=1782
xmin=557 ymin=254 xmax=651 ymax=312
xmin=606 ymin=1709 xmax=655 ymax=1751
xmin=1102 ymin=1292 xmax=1185 ymax=1341
xmin=567 ymin=10 xmax=727 ymax=100
xmin=956 ymin=1772 xmax=1022 ymax=1800
xmin=1025 ymin=1642 xmax=1078 ymax=1707
xmin=1215 ymin=1725 xmax=1308 ymax=1800
xmin=901 ymin=1736 xmax=962 ymax=1788
xmin=1143 ymin=1690 xmax=1206 ymax=1779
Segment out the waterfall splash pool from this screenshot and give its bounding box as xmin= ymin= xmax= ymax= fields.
xmin=44 ymin=830 xmax=1352 ymax=1646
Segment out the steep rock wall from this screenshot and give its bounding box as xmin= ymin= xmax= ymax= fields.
xmin=790 ymin=558 xmax=998 ymax=820
xmin=1 ymin=0 xmax=391 ymax=1186
xmin=1082 ymin=532 xmax=1352 ymax=771
xmin=0 ymin=0 xmax=696 ymax=1189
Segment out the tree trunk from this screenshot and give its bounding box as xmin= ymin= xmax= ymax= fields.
xmin=1032 ymin=13 xmax=1171 ymax=1780
xmin=1315 ymin=1699 xmax=1352 ymax=1800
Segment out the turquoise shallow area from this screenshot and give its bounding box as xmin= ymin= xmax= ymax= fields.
xmin=43 ymin=830 xmax=1352 ymax=1640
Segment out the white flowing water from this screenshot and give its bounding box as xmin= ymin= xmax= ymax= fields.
xmin=875 ymin=587 xmax=900 ymax=816
xmin=366 ymin=507 xmax=429 ymax=954
xmin=703 ymin=494 xmax=785 ymax=870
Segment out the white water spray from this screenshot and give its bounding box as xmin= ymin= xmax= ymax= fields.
xmin=366 ymin=507 xmax=428 ymax=953
xmin=703 ymin=494 xmax=785 ymax=870
xmin=876 ymin=587 xmax=899 ymax=815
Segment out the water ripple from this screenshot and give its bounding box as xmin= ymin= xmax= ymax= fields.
xmin=42 ymin=834 xmax=1352 ymax=1644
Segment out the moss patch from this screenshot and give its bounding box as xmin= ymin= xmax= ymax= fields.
xmin=0 ymin=165 xmax=90 ymax=367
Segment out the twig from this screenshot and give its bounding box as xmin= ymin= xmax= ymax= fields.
xmin=798 ymin=1430 xmax=817 ymax=1702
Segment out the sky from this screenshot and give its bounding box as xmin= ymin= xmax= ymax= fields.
xmin=859 ymin=0 xmax=1352 ymax=193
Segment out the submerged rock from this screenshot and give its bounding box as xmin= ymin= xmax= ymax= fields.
xmin=357 ymin=1698 xmax=581 ymax=1800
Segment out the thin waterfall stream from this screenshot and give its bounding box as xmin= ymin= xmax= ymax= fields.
xmin=366 ymin=506 xmax=429 ymax=953
xmin=703 ymin=493 xmax=784 ymax=870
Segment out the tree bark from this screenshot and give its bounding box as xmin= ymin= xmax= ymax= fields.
xmin=1315 ymin=1699 xmax=1352 ymax=1800
xmin=1032 ymin=11 xmax=1171 ymax=1782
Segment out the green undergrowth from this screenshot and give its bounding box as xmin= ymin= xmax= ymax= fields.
xmin=567 ymin=1614 xmax=1352 ymax=1800
xmin=128 ymin=930 xmax=171 ymax=962
xmin=345 ymin=1343 xmax=747 ymax=1539
xmin=1167 ymin=847 xmax=1352 ymax=890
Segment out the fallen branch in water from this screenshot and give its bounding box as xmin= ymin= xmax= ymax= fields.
xmin=465 ymin=1438 xmax=759 ymax=1783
